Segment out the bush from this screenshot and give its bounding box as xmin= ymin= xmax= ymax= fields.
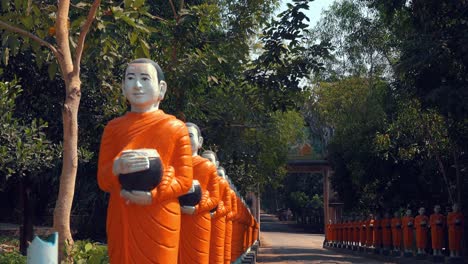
xmin=66 ymin=240 xmax=109 ymax=264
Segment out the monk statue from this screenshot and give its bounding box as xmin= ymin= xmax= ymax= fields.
xmin=402 ymin=209 xmax=414 ymax=257
xmin=373 ymin=213 xmax=383 ymax=253
xmin=225 ymin=178 xmax=238 ymax=264
xmin=448 ymin=203 xmax=464 ymax=258
xmin=381 ymin=212 xmax=392 ymax=255
xmin=178 ymin=122 xmax=220 ymax=264
xmin=429 ymin=205 xmax=445 ymax=261
xmin=366 ymin=214 xmax=374 ymax=250
xmin=391 ymin=211 xmax=402 ymax=256
xmin=97 ymin=58 xmax=193 ymax=263
xmin=202 ymin=151 xmax=231 ymax=263
xmin=415 ymin=207 xmax=428 ymax=257
xmin=359 ymin=214 xmax=367 ymax=251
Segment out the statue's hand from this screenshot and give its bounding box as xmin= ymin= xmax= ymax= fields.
xmin=181 ymin=206 xmax=196 ymax=215
xmin=113 ymin=150 xmax=151 ymax=175
xmin=120 ymin=190 xmax=152 ymax=205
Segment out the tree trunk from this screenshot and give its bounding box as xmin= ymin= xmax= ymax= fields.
xmin=53 ymin=76 xmax=81 ymax=260
xmin=20 ymin=175 xmax=34 ymax=256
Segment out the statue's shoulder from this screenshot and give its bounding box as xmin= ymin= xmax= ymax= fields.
xmin=158 ymin=112 xmax=186 ymax=132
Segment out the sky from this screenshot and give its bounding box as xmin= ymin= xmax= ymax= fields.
xmin=278 ymin=0 xmax=335 ymax=28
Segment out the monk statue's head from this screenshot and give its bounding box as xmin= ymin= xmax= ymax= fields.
xmin=434 ymin=205 xmax=441 ymax=213
xmin=186 ymin=122 xmax=203 ymax=156
xmin=452 ymin=203 xmax=459 ymax=212
xmin=418 ymin=207 xmax=425 ymax=215
xmin=405 ymin=209 xmax=412 ymax=216
xmin=202 ymin=150 xmax=219 ymax=168
xmin=217 ymin=166 xmax=227 ymax=180
xmin=123 ymin=58 xmax=167 ymax=113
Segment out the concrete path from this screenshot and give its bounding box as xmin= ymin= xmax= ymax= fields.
xmin=257 ymin=214 xmax=394 ymax=264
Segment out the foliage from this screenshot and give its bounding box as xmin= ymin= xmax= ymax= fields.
xmin=0 ymin=80 xmax=56 ymax=187
xmin=65 ymin=240 xmax=109 ymax=264
xmin=245 ymin=0 xmax=331 ymax=112
xmin=0 ymin=236 xmax=26 ymax=264
xmin=310 ymin=0 xmax=395 ymax=80
xmin=0 ymin=252 xmax=26 ymax=264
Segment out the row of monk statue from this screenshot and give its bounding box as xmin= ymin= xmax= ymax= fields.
xmin=324 ymin=204 xmax=464 ymax=262
xmin=97 ymin=58 xmax=259 ymax=263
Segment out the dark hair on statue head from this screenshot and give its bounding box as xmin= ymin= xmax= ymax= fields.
xmin=202 ymin=150 xmax=218 ymax=161
xmin=128 ymin=58 xmax=165 ymax=81
xmin=185 ymin=122 xmax=202 ymax=138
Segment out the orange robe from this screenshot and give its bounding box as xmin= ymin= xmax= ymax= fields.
xmin=429 ymin=213 xmax=445 ymax=250
xmin=415 ymin=215 xmax=428 ymax=249
xmin=231 ymin=197 xmax=244 ymax=261
xmin=391 ymin=217 xmax=402 ymax=249
xmin=447 ymin=212 xmax=464 ymax=251
xmin=360 ymin=221 xmax=366 ymax=246
xmin=97 ymin=110 xmax=193 ymax=264
xmin=354 ymin=221 xmax=360 ymax=245
xmin=402 ymin=216 xmax=414 ymax=250
xmin=373 ymin=219 xmax=382 ymax=248
xmin=179 ymin=156 xmax=220 ymax=264
xmin=366 ymin=219 xmax=374 ymax=247
xmin=224 ymin=189 xmax=237 ymax=264
xmin=209 ymin=178 xmax=230 ymax=263
xmin=381 ymin=218 xmax=392 ymax=247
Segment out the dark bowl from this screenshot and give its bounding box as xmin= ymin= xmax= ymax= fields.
xmin=119 ymin=157 xmax=163 ymax=191
xmin=210 ymin=206 xmax=218 ymax=213
xmin=179 ymin=182 xmax=202 ymax=206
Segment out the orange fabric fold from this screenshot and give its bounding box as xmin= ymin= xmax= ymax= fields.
xmin=97 ymin=110 xmax=193 ymax=264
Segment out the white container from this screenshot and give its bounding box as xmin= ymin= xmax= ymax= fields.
xmin=27 ymin=232 xmax=58 ymax=264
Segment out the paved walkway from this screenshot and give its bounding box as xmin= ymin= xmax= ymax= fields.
xmin=257 ymin=214 xmax=393 ymax=264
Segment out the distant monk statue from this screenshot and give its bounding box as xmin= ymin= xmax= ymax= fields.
xmin=391 ymin=211 xmax=402 ymax=255
xmin=448 ymin=203 xmax=464 ymax=258
xmin=415 ymin=207 xmax=428 ymax=256
xmin=429 ymin=205 xmax=445 ymax=257
xmin=381 ymin=212 xmax=392 ymax=255
xmin=202 ymin=151 xmax=231 ymax=263
xmin=178 ymin=122 xmax=220 ymax=264
xmin=402 ymin=209 xmax=414 ymax=257
xmin=97 ymin=58 xmax=193 ymax=263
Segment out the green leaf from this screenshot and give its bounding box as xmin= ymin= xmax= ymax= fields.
xmin=139 ymin=39 xmax=149 ymax=57
xmin=124 ymin=0 xmax=132 ymax=9
xmin=133 ymin=0 xmax=145 ymax=9
xmin=129 ymin=31 xmax=138 ymax=45
xmin=48 ymin=62 xmax=58 ymax=80
xmin=21 ymin=16 xmax=34 ymax=30
xmin=84 ymin=243 xmax=93 ymax=252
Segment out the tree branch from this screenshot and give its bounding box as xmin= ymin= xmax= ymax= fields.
xmin=73 ymin=0 xmax=101 ymax=75
xmin=168 ymin=0 xmax=179 ymax=23
xmin=0 ymin=20 xmax=59 ymax=58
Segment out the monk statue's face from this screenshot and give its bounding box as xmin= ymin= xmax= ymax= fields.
xmin=418 ymin=207 xmax=425 ymax=215
xmin=452 ymin=204 xmax=459 ymax=212
xmin=218 ymin=168 xmax=227 ymax=179
xmin=406 ymin=209 xmax=412 ymax=216
xmin=187 ymin=126 xmax=203 ymax=155
xmin=123 ymin=63 xmax=167 ymax=112
xmin=434 ymin=205 xmax=441 ymax=213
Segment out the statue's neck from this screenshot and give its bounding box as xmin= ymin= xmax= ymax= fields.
xmin=130 ymin=102 xmax=160 ymax=113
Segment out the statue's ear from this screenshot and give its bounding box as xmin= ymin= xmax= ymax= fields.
xmin=159 ymin=81 xmax=167 ymax=100
xmin=198 ymin=137 xmax=204 ymax=149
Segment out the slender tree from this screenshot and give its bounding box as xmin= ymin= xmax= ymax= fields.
xmin=0 ymin=0 xmax=101 ymax=258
